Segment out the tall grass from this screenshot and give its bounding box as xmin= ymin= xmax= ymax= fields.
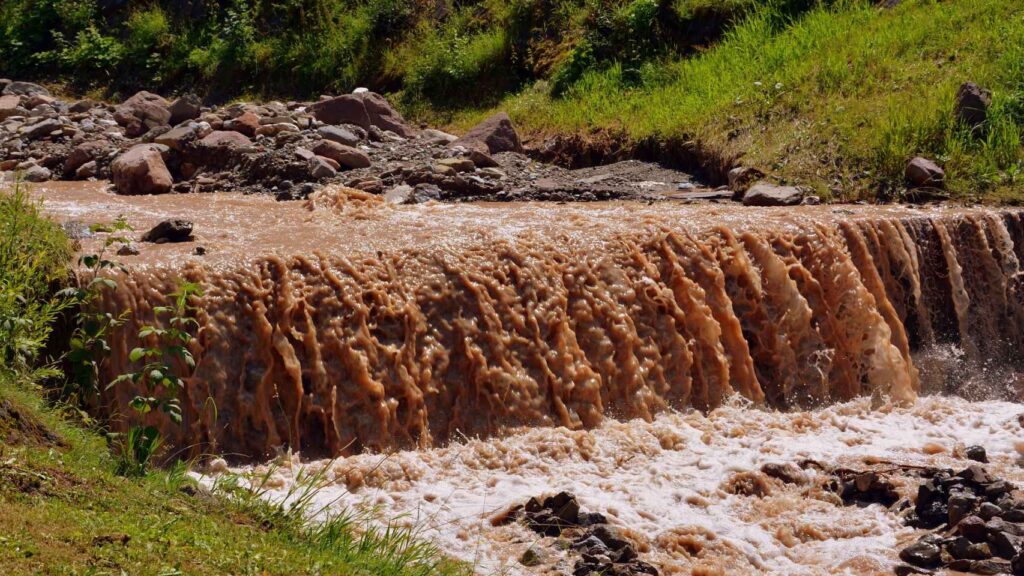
xmin=0 ymin=180 xmax=70 ymax=374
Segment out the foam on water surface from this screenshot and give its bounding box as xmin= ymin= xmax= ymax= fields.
xmin=202 ymin=395 xmax=1024 ymax=575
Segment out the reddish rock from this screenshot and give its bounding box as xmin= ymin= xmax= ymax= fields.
xmin=0 ymin=94 xmax=23 ymax=120
xmin=198 ymin=130 xmax=252 ymax=150
xmin=312 ymin=140 xmax=371 ymax=169
xmin=168 ymin=95 xmax=201 ymax=125
xmin=906 ymin=157 xmax=945 ymax=188
xmin=114 ymin=91 xmax=171 ymax=135
xmin=452 ymin=112 xmax=523 ymax=154
xmin=64 ymin=140 xmax=111 ymax=176
xmin=309 ymin=92 xmax=416 ymax=138
xmin=229 ymin=112 xmax=261 ymax=137
xmin=111 ymin=145 xmax=173 ymax=195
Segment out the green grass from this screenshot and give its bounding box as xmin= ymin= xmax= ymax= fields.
xmin=0 ymin=183 xmax=469 ymax=575
xmin=2 ymin=0 xmax=1023 ymax=199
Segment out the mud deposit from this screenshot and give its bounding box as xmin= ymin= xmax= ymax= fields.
xmin=203 ymin=396 xmax=1024 ymax=575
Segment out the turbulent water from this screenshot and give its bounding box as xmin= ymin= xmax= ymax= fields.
xmin=38 ymin=182 xmax=1024 ymax=458
xmin=37 ymin=182 xmax=1024 ymax=574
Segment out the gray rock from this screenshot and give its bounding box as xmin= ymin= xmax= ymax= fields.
xmin=2 ymin=81 xmax=49 ymax=97
xmin=728 ymin=166 xmax=765 ymax=193
xmin=168 ymin=95 xmax=201 ymax=125
xmin=741 ymin=182 xmax=804 ymax=206
xmin=20 ymin=118 xmax=61 ymax=140
xmin=309 ymin=156 xmax=338 ymax=179
xmin=111 ymin=144 xmax=173 ymax=195
xmin=23 ymin=164 xmax=51 ymax=182
xmin=317 ymin=125 xmax=360 ymax=147
xmin=75 ymin=160 xmax=97 ymax=179
xmin=899 ymin=540 xmax=941 ymax=568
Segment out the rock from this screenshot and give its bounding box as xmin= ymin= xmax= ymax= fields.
xmin=20 ymin=118 xmax=61 ymax=141
xmin=958 ymin=464 xmax=993 ymax=486
xmin=318 ymin=125 xmax=360 ymax=147
xmin=227 ymin=112 xmax=261 ymax=137
xmin=963 ymin=445 xmax=988 ymax=463
xmin=969 ymin=559 xmax=1013 ymax=575
xmin=468 ymin=149 xmax=500 ymax=168
xmin=141 ymin=219 xmax=193 ymax=243
xmin=64 ymin=140 xmax=111 ymax=175
xmin=23 ymin=164 xmax=51 ymax=182
xmin=114 ymin=91 xmax=171 ymax=135
xmin=168 ymin=95 xmax=201 ymax=125
xmin=959 ymin=516 xmax=989 ymax=542
xmin=955 ymin=82 xmax=992 ymax=131
xmin=437 ymin=157 xmax=475 ymax=173
xmin=728 ymin=166 xmax=765 ymax=193
xmin=592 ymin=525 xmax=630 ymax=552
xmin=255 ymin=122 xmax=299 ymax=136
xmin=452 ymin=112 xmax=523 ymax=154
xmin=384 ymin=184 xmax=415 ymax=204
xmin=1012 ymin=551 xmax=1024 ymax=575
xmin=422 ymin=128 xmax=458 ymax=144
xmin=309 ymin=92 xmax=416 ymax=138
xmin=111 ymin=144 xmax=173 ymax=195
xmin=519 ymin=546 xmax=546 ymax=567
xmin=741 ymin=182 xmax=804 ymax=206
xmin=949 ymin=493 xmax=979 ymax=527
xmin=197 ymin=130 xmax=252 ymax=150
xmin=154 ymin=124 xmax=197 ymax=152
xmin=760 ymin=462 xmax=807 ymax=485
xmin=905 ymin=157 xmax=945 ymax=189
xmin=75 ymin=160 xmax=97 ymax=179
xmin=116 ymin=244 xmax=140 ymax=256
xmin=988 ymin=526 xmax=1022 ymax=559
xmin=0 ymin=94 xmax=22 ymax=120
xmin=69 ymin=99 xmax=95 ymax=113
xmin=2 ymin=81 xmax=49 ymax=97
xmin=25 ymin=93 xmax=55 ymax=109
xmin=312 ymin=140 xmax=371 ymax=169
xmin=946 ymin=536 xmax=992 ymax=561
xmin=309 ymin=156 xmax=338 ymax=179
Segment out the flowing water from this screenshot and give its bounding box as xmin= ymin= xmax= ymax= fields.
xmin=35 ymin=181 xmax=1024 ymax=574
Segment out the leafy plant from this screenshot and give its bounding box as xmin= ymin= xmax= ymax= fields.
xmin=60 ymin=216 xmax=133 ymax=404
xmin=110 ymin=281 xmax=202 ymax=476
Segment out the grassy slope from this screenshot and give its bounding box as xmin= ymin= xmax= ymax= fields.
xmin=485 ymin=0 xmax=1024 ymax=201
xmin=0 ymin=185 xmax=468 ymax=576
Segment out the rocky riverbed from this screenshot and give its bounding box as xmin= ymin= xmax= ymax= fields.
xmin=0 ymin=79 xmax=817 ymax=205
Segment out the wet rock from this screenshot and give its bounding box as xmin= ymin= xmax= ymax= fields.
xmin=452 ymin=112 xmax=523 ymax=154
xmin=116 ymin=244 xmax=140 ymax=256
xmin=23 ymin=164 xmax=51 ymax=182
xmin=905 ymin=157 xmax=945 ymax=189
xmin=111 ymin=144 xmax=173 ymax=195
xmin=1012 ymin=551 xmax=1024 ymax=575
xmin=312 ymin=140 xmax=371 ymax=169
xmin=519 ymin=546 xmax=546 ymax=567
xmin=760 ymin=462 xmax=806 ymax=485
xmin=75 ymin=160 xmax=97 ymax=179
xmin=946 ymin=536 xmax=992 ymax=561
xmin=966 ymin=445 xmax=988 ymax=463
xmin=958 ymin=515 xmax=989 ymax=542
xmin=2 ymin=81 xmax=49 ymax=97
xmin=741 ymin=182 xmax=804 ymax=206
xmin=318 ymin=125 xmax=360 ymax=147
xmin=168 ymin=95 xmax=201 ymax=125
xmin=141 ymin=219 xmax=193 ymax=243
xmin=969 ymin=559 xmax=1013 ymax=575
xmin=949 ymin=493 xmax=979 ymax=526
xmin=987 ymin=525 xmax=1022 ymax=559
xmin=310 ymin=92 xmax=416 ymax=138
xmin=900 ymin=541 xmax=941 ymax=568
xmin=955 ymin=82 xmax=992 ymax=131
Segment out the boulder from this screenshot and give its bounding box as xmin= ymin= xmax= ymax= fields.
xmin=905 ymin=157 xmax=945 ymax=188
xmin=741 ymin=182 xmax=804 ymax=206
xmin=436 ymin=157 xmax=475 ymax=173
xmin=955 ymin=82 xmax=991 ymax=131
xmin=309 ymin=156 xmax=338 ymax=179
xmin=64 ymin=140 xmax=111 ymax=175
xmin=452 ymin=112 xmax=523 ymax=154
xmin=2 ymin=81 xmax=49 ymax=97
xmin=312 ymin=140 xmax=371 ymax=169
xmin=318 ymin=125 xmax=360 ymax=146
xmin=114 ymin=91 xmax=171 ymax=136
xmin=227 ymin=112 xmax=260 ymax=137
xmin=111 ymin=144 xmax=173 ymax=195
xmin=69 ymin=100 xmax=95 ymax=113
xmin=20 ymin=118 xmax=61 ymax=141
xmin=142 ymin=219 xmax=193 ymax=243
xmin=23 ymin=164 xmax=51 ymax=182
xmin=154 ymin=124 xmax=197 ymax=152
xmin=75 ymin=160 xmax=98 ymax=180
xmin=197 ymin=130 xmax=252 ymax=150
xmin=168 ymin=95 xmax=201 ymax=125
xmin=469 ymin=149 xmax=499 ymax=168
xmin=0 ymin=94 xmax=22 ymax=120
xmin=309 ymin=92 xmax=416 ymax=138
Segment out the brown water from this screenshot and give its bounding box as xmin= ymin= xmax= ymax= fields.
xmin=34 ymin=182 xmax=1024 ymax=461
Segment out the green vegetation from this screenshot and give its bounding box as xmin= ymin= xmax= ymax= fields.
xmin=0 ymin=182 xmax=468 ymax=575
xmin=1 ymin=0 xmax=1022 ymax=198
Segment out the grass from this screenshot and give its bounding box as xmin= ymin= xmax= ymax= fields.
xmin=0 ymin=183 xmax=469 ymax=575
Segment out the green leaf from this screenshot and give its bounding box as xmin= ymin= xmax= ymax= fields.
xmin=129 ymin=347 xmax=146 ymax=362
